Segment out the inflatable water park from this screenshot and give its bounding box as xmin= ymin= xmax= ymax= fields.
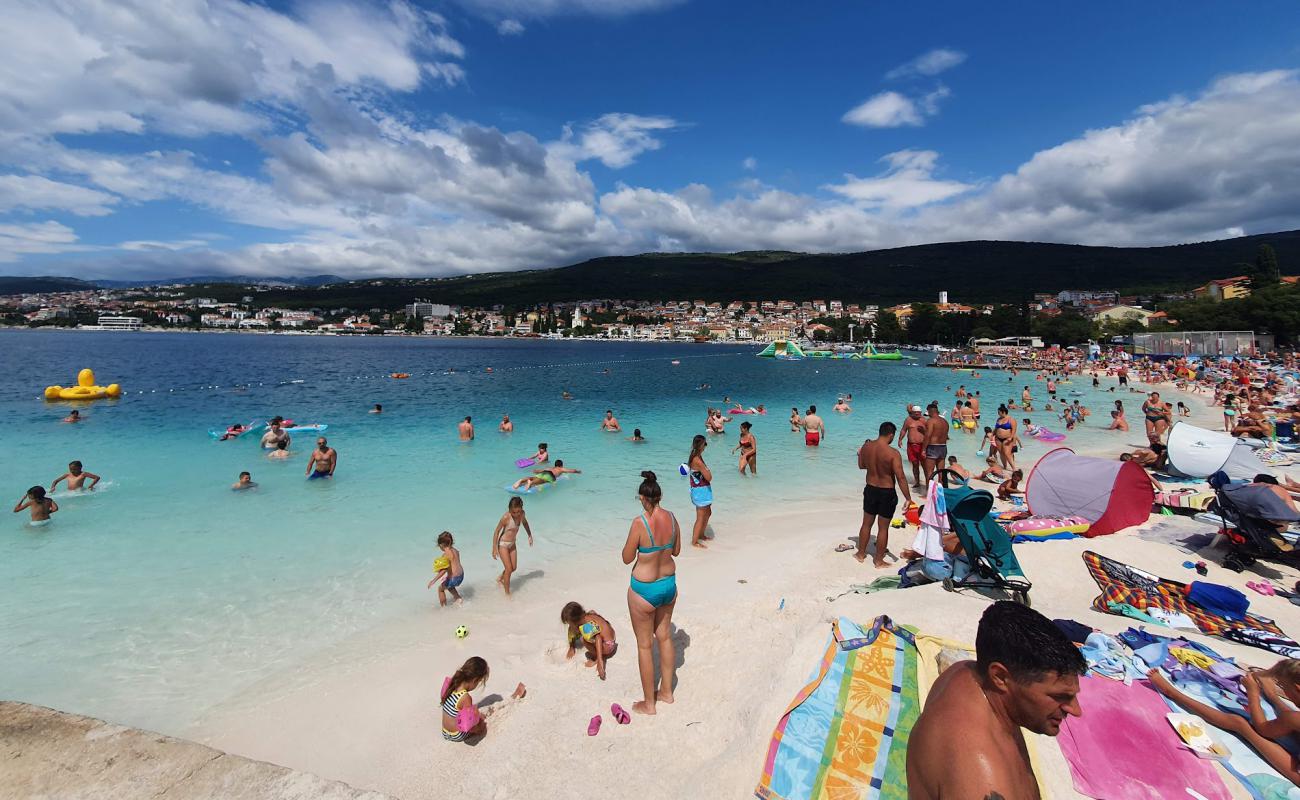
xmin=755 ymin=340 xmax=904 ymax=361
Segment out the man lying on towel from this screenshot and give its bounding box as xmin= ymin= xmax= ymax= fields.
xmin=907 ymin=601 xmax=1085 ymax=800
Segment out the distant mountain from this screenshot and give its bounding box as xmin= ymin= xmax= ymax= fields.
xmin=89 ymin=274 xmax=346 ymax=289
xmin=0 ymin=277 xmax=97 ymax=294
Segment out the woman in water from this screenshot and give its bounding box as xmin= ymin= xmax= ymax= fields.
xmin=561 ymin=601 xmax=617 ymax=681
xmin=492 ymin=496 xmax=533 ymax=596
xmin=686 ymin=435 xmax=712 ymax=548
xmin=790 ymin=407 xmax=802 ymax=431
xmin=732 ymin=421 xmax=757 ymax=475
xmin=993 ymin=406 xmax=1017 ymax=470
xmin=621 ymin=471 xmax=680 ymax=715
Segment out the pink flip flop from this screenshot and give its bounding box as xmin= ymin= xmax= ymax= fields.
xmin=611 ymin=703 xmax=631 ymax=724
xmin=587 ymin=715 xmax=602 ymax=736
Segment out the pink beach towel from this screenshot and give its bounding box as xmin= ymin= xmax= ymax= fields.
xmin=1057 ymin=676 xmax=1230 ymax=800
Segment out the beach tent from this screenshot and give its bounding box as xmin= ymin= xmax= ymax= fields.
xmin=1024 ymin=448 xmax=1154 ymax=537
xmin=755 ymin=340 xmax=806 ymax=358
xmin=1166 ymin=421 xmax=1266 ymax=481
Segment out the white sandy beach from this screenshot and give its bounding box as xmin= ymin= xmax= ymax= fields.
xmin=190 ymin=382 xmax=1298 ymax=799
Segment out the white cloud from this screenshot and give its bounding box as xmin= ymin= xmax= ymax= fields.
xmin=554 ymin=113 xmax=679 ymax=168
xmin=886 ymin=48 xmax=967 ymax=80
xmin=0 ymin=221 xmax=84 ymax=262
xmin=457 ymin=0 xmax=683 ymax=18
xmin=826 ymin=150 xmax=973 ymax=209
xmin=0 ymin=175 xmax=119 ymax=216
xmin=497 ymin=19 xmax=526 ymax=35
xmin=842 ymin=91 xmax=922 ymax=127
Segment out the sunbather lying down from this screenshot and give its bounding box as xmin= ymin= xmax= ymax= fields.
xmin=1148 ymin=658 xmax=1300 ymax=788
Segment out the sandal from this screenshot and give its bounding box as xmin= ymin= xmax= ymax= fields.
xmin=587 ymin=715 xmax=602 ymax=736
xmin=611 ymin=703 xmax=631 ymax=724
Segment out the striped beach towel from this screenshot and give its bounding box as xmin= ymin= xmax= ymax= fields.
xmin=756 ymin=616 xmax=920 ymax=800
xmin=1153 ymin=488 xmax=1215 ymax=511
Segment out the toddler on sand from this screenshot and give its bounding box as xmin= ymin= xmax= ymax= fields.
xmin=428 ymin=531 xmax=464 ymax=606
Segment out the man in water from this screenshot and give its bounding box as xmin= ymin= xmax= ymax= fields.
xmin=856 ymin=421 xmax=913 ymax=567
xmin=897 ymin=405 xmax=927 ymax=489
xmin=50 ymin=460 xmax=101 ymax=492
xmin=232 ymin=471 xmax=257 ymax=491
xmin=371 ymin=404 xmax=383 ymax=414
xmin=922 ymin=402 xmax=949 ymax=482
xmin=907 ymin=601 xmax=1084 ymax=800
xmin=306 ymin=437 xmax=337 ymax=479
xmin=511 ymin=460 xmax=582 ymax=491
xmin=261 ymin=419 xmax=290 ymax=450
xmin=601 ymin=410 xmax=622 ymax=432
xmin=458 ymin=416 xmax=474 ymax=441
xmin=499 ymin=414 xmax=513 ymax=432
xmin=803 ymin=405 xmax=825 ymax=446
xmin=62 ymin=410 xmax=81 ymax=423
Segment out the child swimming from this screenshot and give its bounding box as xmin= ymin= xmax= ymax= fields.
xmin=492 ymin=497 xmax=533 ymax=596
xmin=428 ymin=531 xmax=464 ymax=606
xmin=13 ymin=486 xmax=58 ymax=523
xmin=50 ymin=460 xmax=101 ymax=492
xmin=561 ymin=601 xmax=617 ymax=681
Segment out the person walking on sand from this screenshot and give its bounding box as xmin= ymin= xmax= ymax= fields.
xmin=857 ymin=422 xmax=913 ymax=568
xmin=922 ymin=402 xmax=949 ymax=482
xmin=492 ymin=496 xmax=533 ymax=596
xmin=621 ymin=470 xmax=680 ymax=715
xmin=732 ymin=421 xmax=757 ymax=475
xmin=458 ymin=416 xmax=474 ymax=441
xmin=803 ymin=405 xmax=825 ymax=446
xmin=686 ymin=435 xmax=713 ymax=548
xmin=306 ymin=437 xmax=337 ymax=479
xmin=898 ymin=405 xmax=927 ymax=489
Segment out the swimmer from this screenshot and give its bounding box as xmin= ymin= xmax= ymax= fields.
xmin=267 ymin=439 xmax=292 ymax=459
xmin=628 ymin=428 xmax=646 ymax=442
xmin=561 ymin=601 xmax=617 ymax=681
xmin=499 ymin=414 xmax=513 ymax=433
xmin=561 ymin=389 xmax=573 ymax=400
xmin=62 ymin=410 xmax=81 ymax=424
xmin=232 ymin=471 xmax=257 ymax=491
xmin=528 ymin=443 xmax=550 ymax=464
xmin=790 ymin=407 xmax=802 ymax=432
xmin=50 ymin=460 xmax=100 ymax=492
xmin=491 ymin=497 xmax=533 ymax=596
xmin=732 ymin=421 xmax=757 ymax=475
xmin=220 ymin=422 xmax=248 ymax=442
xmin=803 ymin=405 xmax=826 ymax=446
xmin=833 ymin=398 xmax=851 ymax=413
xmin=13 ymin=486 xmax=58 ymax=522
xmin=370 ymin=404 xmax=383 ymax=414
xmin=458 ymin=416 xmax=474 ymax=441
xmin=260 ymin=420 xmax=289 ymax=449
xmin=305 ymin=437 xmax=337 ymax=479
xmin=428 ymin=531 xmax=464 ymax=606
xmin=511 ymin=460 xmax=581 ymax=491
xmin=755 ymin=404 xmax=766 ymax=414
xmin=600 ymin=409 xmax=622 ymax=432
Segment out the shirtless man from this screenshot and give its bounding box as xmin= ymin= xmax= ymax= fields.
xmin=499 ymin=414 xmax=513 ymax=432
xmin=922 ymin=402 xmax=949 ymax=482
xmin=50 ymin=460 xmax=100 ymax=492
xmin=857 ymin=421 xmax=913 ymax=567
xmin=601 ymin=410 xmax=622 ymax=432
xmin=833 ymin=397 xmax=851 ymax=413
xmin=458 ymin=416 xmax=474 ymax=441
xmin=261 ymin=420 xmax=289 ymax=450
xmin=897 ymin=405 xmax=927 ymax=489
xmin=62 ymin=410 xmax=81 ymax=423
xmin=802 ymin=405 xmax=825 ymax=446
xmin=306 ymin=437 xmax=337 ymax=479
xmin=907 ymin=601 xmax=1085 ymax=800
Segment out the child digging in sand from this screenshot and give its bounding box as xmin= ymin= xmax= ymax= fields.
xmin=439 ymin=657 xmax=527 ymax=744
xmin=428 ymin=531 xmax=464 ymax=606
xmin=561 ymin=602 xmax=617 ymax=681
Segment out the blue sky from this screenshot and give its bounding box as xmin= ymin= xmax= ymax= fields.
xmin=2 ymin=0 xmax=1300 ymax=278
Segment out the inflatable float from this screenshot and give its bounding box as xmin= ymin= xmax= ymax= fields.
xmin=516 ymin=457 xmax=536 ymax=468
xmin=728 ymin=407 xmax=765 ymax=415
xmin=44 ymin=368 xmax=122 ymax=401
xmin=209 ymin=420 xmax=259 ymax=440
xmin=1030 ymin=428 xmax=1067 ymax=441
xmin=390 ymin=373 xmax=410 ymax=379
xmin=1005 ymin=515 xmax=1091 ymax=542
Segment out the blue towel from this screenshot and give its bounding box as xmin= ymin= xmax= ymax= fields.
xmin=1188 ymin=581 xmax=1250 ymax=622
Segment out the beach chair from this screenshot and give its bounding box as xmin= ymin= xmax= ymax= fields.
xmin=934 ymin=469 xmax=1032 ymax=605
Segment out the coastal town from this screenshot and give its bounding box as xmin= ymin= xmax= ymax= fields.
xmin=0 ymin=277 xmax=1260 ymax=343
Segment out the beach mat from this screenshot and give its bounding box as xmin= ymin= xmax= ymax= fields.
xmin=1058 ymin=675 xmax=1232 ymax=800
xmin=1082 ymin=550 xmax=1300 ymax=657
xmin=755 ymin=616 xmax=920 ymax=800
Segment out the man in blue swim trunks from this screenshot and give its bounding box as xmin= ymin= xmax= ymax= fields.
xmin=305 ymin=437 xmax=337 ymax=479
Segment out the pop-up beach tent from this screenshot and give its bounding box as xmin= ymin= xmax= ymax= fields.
xmin=1025 ymin=448 xmax=1154 ymax=537
xmin=1166 ymin=421 xmax=1266 ymax=481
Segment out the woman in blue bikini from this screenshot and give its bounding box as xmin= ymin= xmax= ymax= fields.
xmin=621 ymin=470 xmax=681 ymax=716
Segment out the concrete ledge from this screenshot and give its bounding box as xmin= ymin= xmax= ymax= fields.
xmin=0 ymin=701 xmax=398 ymax=800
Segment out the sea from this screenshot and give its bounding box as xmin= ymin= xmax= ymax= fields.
xmin=0 ymin=330 xmax=1131 ymax=733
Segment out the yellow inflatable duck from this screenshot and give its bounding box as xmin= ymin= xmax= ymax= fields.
xmin=44 ymin=368 xmax=122 ymax=401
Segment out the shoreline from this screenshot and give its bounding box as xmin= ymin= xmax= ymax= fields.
xmin=184 ymin=378 xmax=1240 ymax=799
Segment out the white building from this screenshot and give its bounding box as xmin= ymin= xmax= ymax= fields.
xmin=406 ymin=302 xmax=451 ymax=319
xmin=97 ymin=315 xmax=143 ymax=330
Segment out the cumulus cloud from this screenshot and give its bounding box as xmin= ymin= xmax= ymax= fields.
xmin=457 ymin=0 xmax=683 ymax=18
xmin=885 ymin=48 xmax=967 ymax=80
xmin=554 ymin=113 xmax=679 ymax=168
xmin=826 ymin=150 xmax=973 ymax=209
xmin=497 ymin=18 xmax=526 ymax=35
xmin=0 ymin=175 xmax=119 ymax=216
xmin=0 ymin=221 xmax=84 ymax=263
xmin=842 ymin=87 xmax=949 ymax=128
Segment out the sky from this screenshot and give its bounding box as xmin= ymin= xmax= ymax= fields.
xmin=2 ymin=0 xmax=1300 ymax=279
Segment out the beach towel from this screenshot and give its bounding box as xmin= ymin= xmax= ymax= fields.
xmin=912 ymin=479 xmax=947 ymax=562
xmin=1082 ymin=550 xmax=1300 ymax=657
xmin=1154 ymin=488 xmax=1216 ymax=510
xmin=756 ymin=616 xmax=920 ymax=800
xmin=1057 ymin=675 xmax=1232 ymax=800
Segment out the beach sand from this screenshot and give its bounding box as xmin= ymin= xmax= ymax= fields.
xmin=192 ymin=382 xmax=1299 ymax=799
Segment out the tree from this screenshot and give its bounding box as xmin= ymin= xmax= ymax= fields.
xmin=1257 ymin=244 xmax=1281 ymax=284
xmin=1032 ymin=310 xmax=1094 ymax=346
xmin=874 ymin=311 xmax=904 ymax=343
xmin=906 ymin=303 xmax=940 ymax=345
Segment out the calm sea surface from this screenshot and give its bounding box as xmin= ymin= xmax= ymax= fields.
xmin=0 ymin=331 xmax=1125 ymax=731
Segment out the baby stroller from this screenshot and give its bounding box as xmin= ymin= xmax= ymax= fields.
xmin=1207 ymin=470 xmax=1298 ymax=571
xmin=933 ymin=469 xmax=1032 ymax=605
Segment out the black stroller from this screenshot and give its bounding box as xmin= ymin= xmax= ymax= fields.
xmin=1207 ymin=470 xmax=1298 ymax=571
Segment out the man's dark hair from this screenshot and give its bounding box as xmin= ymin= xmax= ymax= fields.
xmin=879 ymin=421 xmax=896 ymax=437
xmin=808 ymin=405 xmax=816 ymax=413
xmin=1255 ymin=473 xmax=1280 ymax=485
xmin=926 ymin=402 xmax=939 ymax=411
xmin=975 ymin=601 xmax=1085 ymax=682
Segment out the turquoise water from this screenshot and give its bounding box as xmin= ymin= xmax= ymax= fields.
xmin=0 ymin=331 xmax=1132 ymax=731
